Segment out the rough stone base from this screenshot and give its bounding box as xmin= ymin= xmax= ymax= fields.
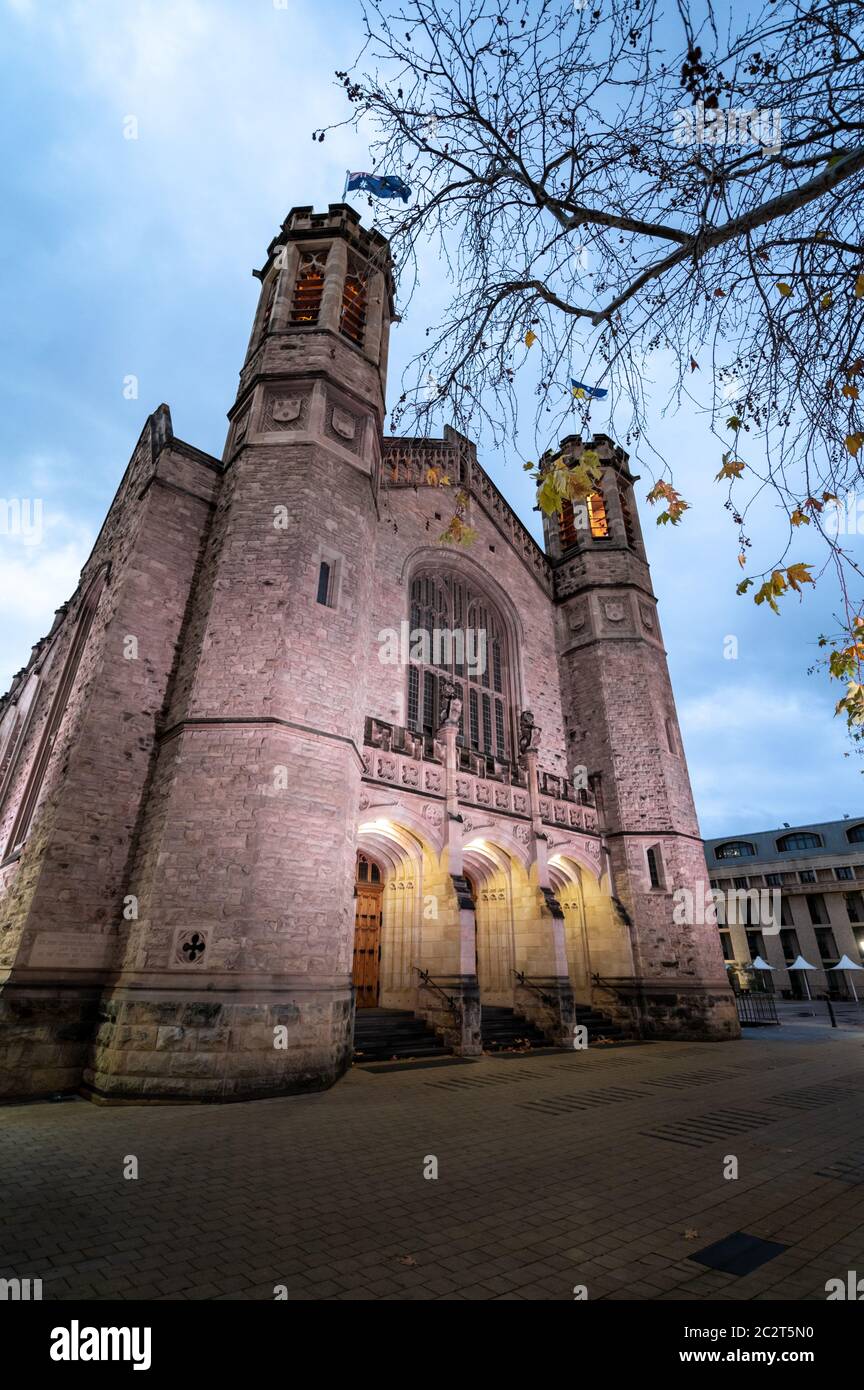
xmin=415 ymin=974 xmax=481 ymax=1056
xmin=592 ymin=978 xmax=740 ymax=1041
xmin=515 ymin=977 xmax=575 ymax=1046
xmin=0 ymin=983 xmax=103 ymax=1100
xmin=81 ymin=985 xmax=354 ymax=1103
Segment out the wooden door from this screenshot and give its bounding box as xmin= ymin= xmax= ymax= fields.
xmin=353 ymin=856 xmax=383 ymax=1007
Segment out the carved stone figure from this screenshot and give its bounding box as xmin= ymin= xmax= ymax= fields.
xmin=439 ymin=678 xmax=462 ymax=727
xmin=518 ymin=709 xmax=541 ymax=754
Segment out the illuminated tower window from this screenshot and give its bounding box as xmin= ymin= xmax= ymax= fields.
xmin=291 ymin=250 xmax=328 ymax=324
xmin=559 ymin=490 xmax=608 ymax=546
xmin=341 ymin=257 xmax=367 ymax=345
xmin=587 ymin=490 xmax=608 ymax=538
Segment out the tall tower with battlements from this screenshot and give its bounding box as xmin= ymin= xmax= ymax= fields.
xmin=86 ymin=205 xmax=395 ymax=1100
xmin=544 ymin=433 xmax=737 ymax=1037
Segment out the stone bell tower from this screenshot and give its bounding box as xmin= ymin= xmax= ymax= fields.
xmin=87 ymin=206 xmax=395 ymax=1100
xmin=546 ymin=434 xmax=739 ymax=1040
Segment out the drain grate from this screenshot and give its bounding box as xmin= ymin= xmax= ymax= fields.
xmin=359 ymin=1056 xmax=471 ymax=1074
xmin=641 ymin=1106 xmax=775 ymax=1148
xmin=640 ymin=1069 xmax=738 ymax=1091
xmin=766 ymin=1083 xmax=851 ymax=1111
xmin=425 ymin=1072 xmax=517 ymax=1091
xmin=816 ymin=1154 xmax=864 ymax=1185
xmin=689 ymin=1231 xmax=787 ymax=1276
xmin=520 ymin=1086 xmax=648 ymax=1115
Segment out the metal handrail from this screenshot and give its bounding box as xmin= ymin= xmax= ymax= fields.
xmin=513 ymin=970 xmax=558 ymax=1008
xmin=414 ymin=967 xmax=462 ymax=1022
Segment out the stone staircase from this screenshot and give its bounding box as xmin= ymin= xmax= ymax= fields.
xmin=573 ymin=1002 xmax=623 ymax=1042
xmin=352 ymin=1008 xmax=451 ymax=1063
xmin=481 ymin=1002 xmax=623 ymax=1052
xmin=480 ymin=1005 xmax=549 ymax=1052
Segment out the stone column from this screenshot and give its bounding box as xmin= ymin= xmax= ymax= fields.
xmin=269 ymin=244 xmax=299 ymax=331
xmin=517 ymin=710 xmax=573 ymax=1045
xmin=319 ymin=238 xmax=348 ymax=333
xmin=422 ymin=685 xmax=480 ymax=1055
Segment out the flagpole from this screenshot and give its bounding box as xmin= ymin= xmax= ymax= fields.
xmin=343 ymin=170 xmax=350 ymax=199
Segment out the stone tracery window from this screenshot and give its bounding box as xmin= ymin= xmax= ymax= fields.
xmin=291 ymin=249 xmax=328 ymax=325
xmin=340 ymin=256 xmax=367 ymax=345
xmin=559 ymin=490 xmax=609 ymax=546
xmin=407 ymin=570 xmax=512 ymax=760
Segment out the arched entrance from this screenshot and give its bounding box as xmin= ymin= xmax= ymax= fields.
xmin=353 ymin=852 xmax=383 ymax=1008
xmin=463 ymin=840 xmax=517 ymax=1005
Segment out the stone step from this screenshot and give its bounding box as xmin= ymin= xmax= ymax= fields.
xmin=353 ymin=1009 xmax=451 ymax=1062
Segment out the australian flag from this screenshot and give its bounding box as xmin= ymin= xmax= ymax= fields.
xmin=570 ymin=377 xmax=608 ymax=400
xmin=345 ymin=171 xmax=411 ymax=203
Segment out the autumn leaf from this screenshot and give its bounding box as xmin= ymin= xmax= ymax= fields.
xmin=842 ymin=383 xmax=859 ymax=400
xmin=776 ymin=281 xmax=793 ymax=297
xmin=738 ymin=552 xmax=746 ymax=568
xmin=790 ymin=509 xmax=810 ymax=527
xmin=689 ymin=356 xmax=699 ymax=372
xmin=845 ymin=433 xmax=864 ymax=458
xmin=785 ymin=562 xmax=814 ymax=592
xmin=726 ymin=416 xmax=742 ymax=431
xmin=647 ymin=480 xmax=689 ymax=525
xmin=856 ymin=273 xmax=864 ymax=299
xmin=820 ymin=292 xmax=833 ymax=310
xmin=524 ymin=329 xmax=537 ymax=348
xmin=754 ymin=570 xmax=788 ymax=614
xmin=715 ymin=458 xmax=745 ymax=481
xmin=425 ymin=467 xmax=439 ymax=486
xmin=537 ymin=474 xmax=562 ymax=515
xmin=736 ymin=578 xmax=753 ymax=595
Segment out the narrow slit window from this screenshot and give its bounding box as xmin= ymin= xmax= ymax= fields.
xmin=316 ymin=561 xmax=332 ymax=607
xmin=647 ymin=846 xmax=661 ymax=889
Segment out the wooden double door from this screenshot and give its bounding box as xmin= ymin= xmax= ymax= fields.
xmin=353 ymin=854 xmax=383 ymax=1008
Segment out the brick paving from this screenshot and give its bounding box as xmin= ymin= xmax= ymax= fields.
xmin=2 ymin=1025 xmax=863 ymax=1301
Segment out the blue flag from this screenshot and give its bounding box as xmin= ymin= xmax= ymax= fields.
xmin=345 ymin=171 xmax=411 ymax=202
xmin=570 ymin=378 xmax=608 ymax=400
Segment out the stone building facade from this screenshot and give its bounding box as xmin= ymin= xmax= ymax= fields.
xmin=705 ymin=819 xmax=864 ymax=998
xmin=0 ymin=203 xmax=738 ymax=1103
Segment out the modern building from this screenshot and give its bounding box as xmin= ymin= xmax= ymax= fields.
xmin=704 ymin=819 xmax=864 ymax=999
xmin=0 ymin=203 xmax=738 ymax=1104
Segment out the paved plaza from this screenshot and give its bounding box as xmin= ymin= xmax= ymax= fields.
xmin=2 ymin=1023 xmax=863 ymax=1302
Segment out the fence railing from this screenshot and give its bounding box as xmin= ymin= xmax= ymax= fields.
xmin=736 ymin=992 xmax=780 ymax=1026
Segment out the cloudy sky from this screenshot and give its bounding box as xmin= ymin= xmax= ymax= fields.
xmin=0 ymin=0 xmax=857 ymax=837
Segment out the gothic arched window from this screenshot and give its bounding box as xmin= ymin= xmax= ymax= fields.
xmin=407 ymin=571 xmax=512 ymax=761
xmin=291 ymin=249 xmax=328 ymax=325
xmin=341 ymin=256 xmax=367 ymax=345
xmin=559 ymin=491 xmax=609 ymax=547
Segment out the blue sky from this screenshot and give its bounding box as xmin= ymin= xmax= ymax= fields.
xmin=0 ymin=0 xmax=857 ymax=837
